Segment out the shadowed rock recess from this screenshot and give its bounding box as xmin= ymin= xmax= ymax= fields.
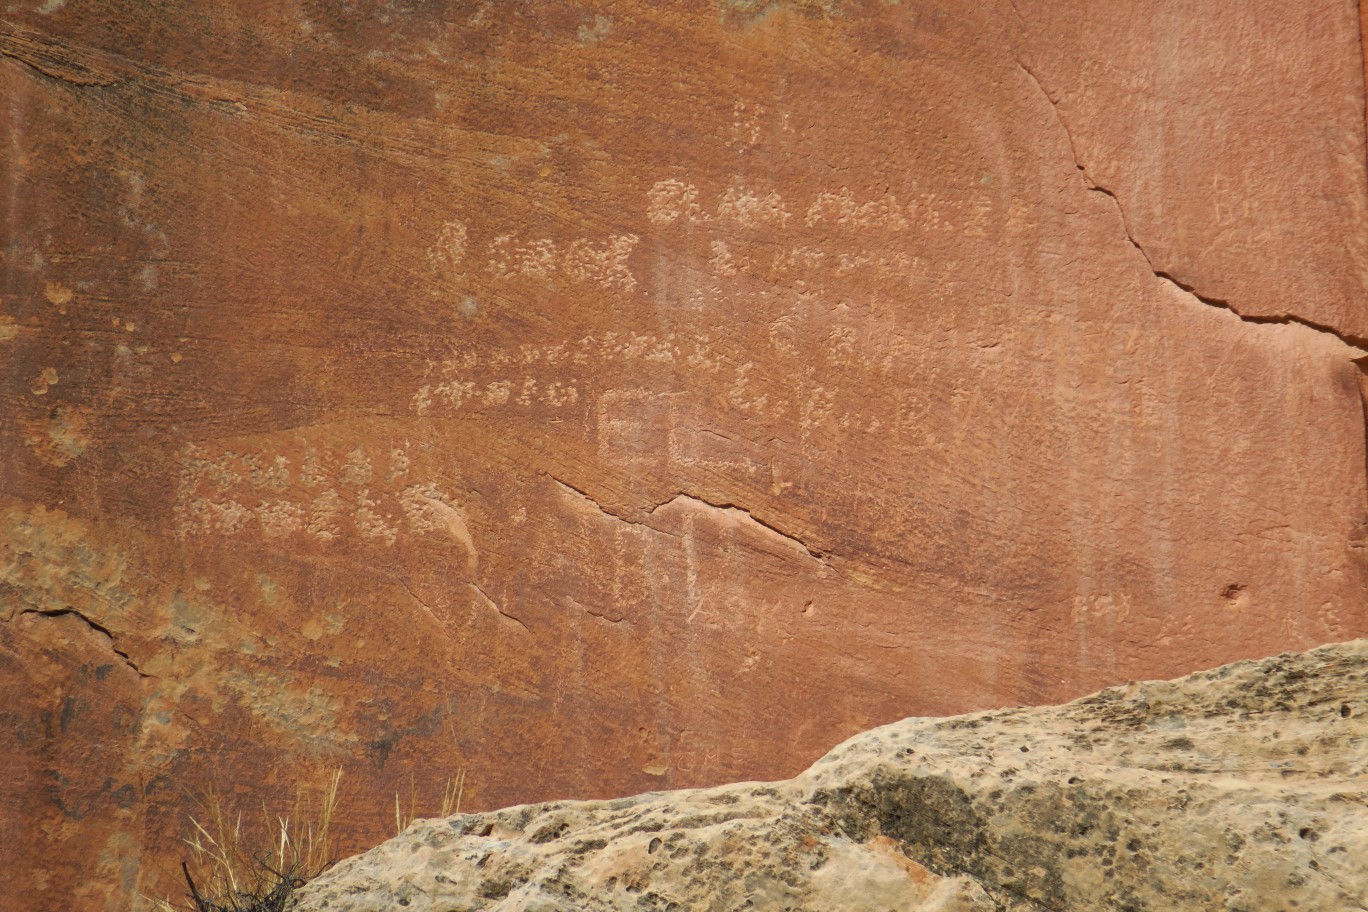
xmin=293 ymin=640 xmax=1367 ymax=912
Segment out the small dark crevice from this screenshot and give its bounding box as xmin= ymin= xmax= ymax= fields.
xmin=1146 ymin=265 xmax=1230 ymax=309
xmin=396 ymin=579 xmax=459 ymax=639
xmin=1122 ymin=236 xmax=1368 ymax=352
xmin=564 ymin=595 xmax=625 ymax=627
xmin=648 ymin=493 xmax=829 ymax=563
xmin=1015 ymin=57 xmax=1089 ymax=177
xmin=549 ymin=474 xmax=827 ymax=562
xmin=470 ymin=582 xmax=529 ymax=634
xmin=548 ymin=475 xmax=659 ymax=535
xmin=19 ymin=607 xmax=151 ymax=679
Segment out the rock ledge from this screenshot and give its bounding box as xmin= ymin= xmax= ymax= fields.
xmin=294 ymin=641 xmax=1367 ymax=911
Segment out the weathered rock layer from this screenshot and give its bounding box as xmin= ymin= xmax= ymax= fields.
xmin=295 ymin=640 xmax=1368 ymax=912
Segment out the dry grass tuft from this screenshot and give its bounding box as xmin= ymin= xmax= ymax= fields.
xmin=152 ymin=766 xmax=469 ymax=911
xmin=152 ymin=768 xmax=342 ymax=912
xmin=394 ymin=769 xmax=466 ymax=835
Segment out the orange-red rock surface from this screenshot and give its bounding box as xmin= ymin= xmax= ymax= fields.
xmin=2 ymin=2 xmax=1366 ymax=909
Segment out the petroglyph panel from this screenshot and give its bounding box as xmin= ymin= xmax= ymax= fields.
xmin=4 ymin=3 xmax=1367 ymax=910
xmin=646 ymin=177 xmax=1001 ymax=238
xmin=174 ymin=443 xmax=467 ymax=549
xmin=437 ymin=179 xmax=1005 ymax=309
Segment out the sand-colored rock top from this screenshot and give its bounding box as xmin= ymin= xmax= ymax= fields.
xmin=294 ymin=639 xmax=1368 ymax=911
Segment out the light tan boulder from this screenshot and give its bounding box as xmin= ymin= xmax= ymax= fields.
xmin=294 ymin=640 xmax=1368 ymax=911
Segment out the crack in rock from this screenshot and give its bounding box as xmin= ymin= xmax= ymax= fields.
xmin=549 ymin=475 xmax=827 ymax=564
xmin=648 ymin=493 xmax=827 ymax=563
xmin=1013 ymin=56 xmax=1368 ymax=355
xmin=19 ymin=607 xmax=151 ymax=678
xmin=469 ymin=582 xmax=529 ymax=634
xmin=397 ymin=569 xmax=524 ymax=637
xmin=550 ymin=476 xmax=676 ymax=538
xmin=562 ymin=594 xmax=625 ymax=626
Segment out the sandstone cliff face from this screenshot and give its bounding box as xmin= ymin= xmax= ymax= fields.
xmin=293 ymin=640 xmax=1368 ymax=912
xmin=2 ymin=2 xmax=1367 ymax=909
